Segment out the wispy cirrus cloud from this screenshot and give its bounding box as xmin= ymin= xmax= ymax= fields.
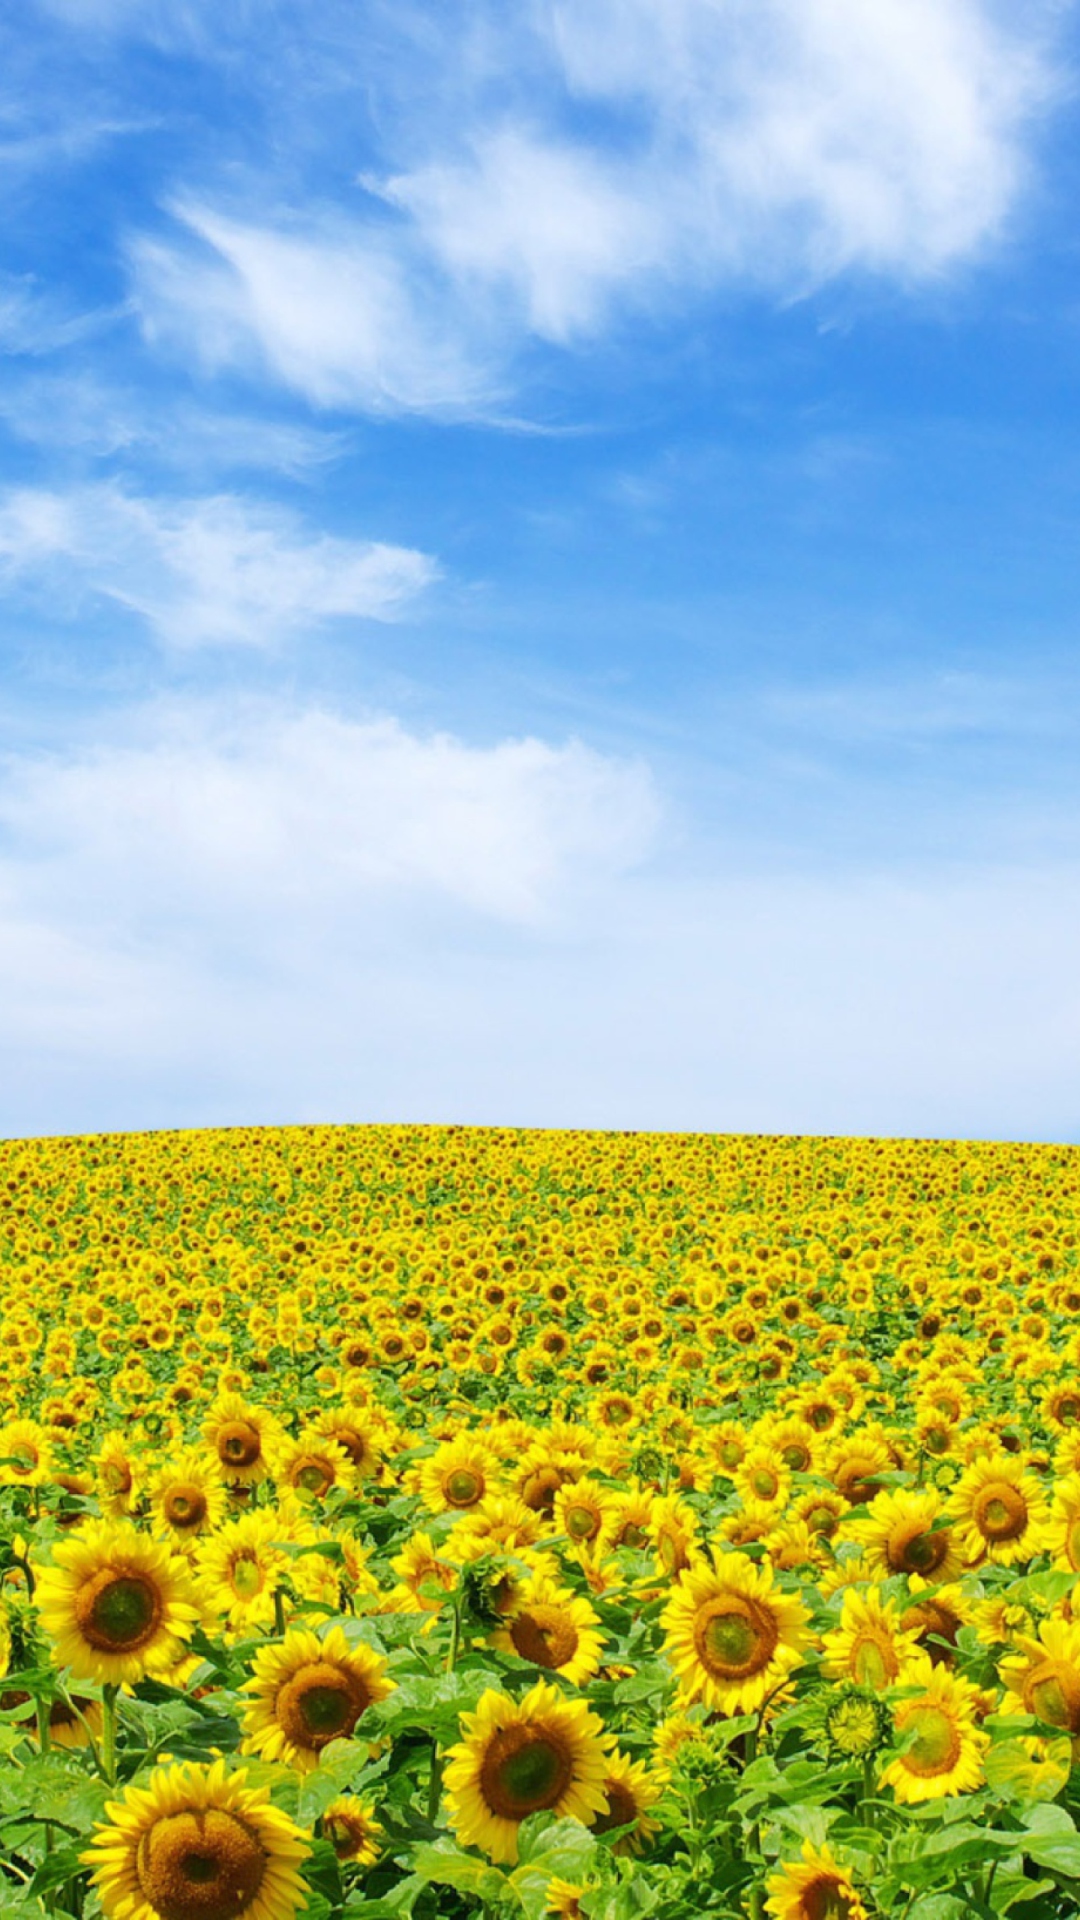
xmin=0 ymin=484 xmax=437 ymax=646
xmin=125 ymin=0 xmax=1062 ymax=415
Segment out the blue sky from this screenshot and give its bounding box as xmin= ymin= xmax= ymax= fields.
xmin=3 ymin=0 xmax=1080 ymax=1141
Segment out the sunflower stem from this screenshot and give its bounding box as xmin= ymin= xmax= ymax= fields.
xmin=273 ymin=1586 xmax=286 ymax=1636
xmin=426 ymin=1741 xmax=442 ymax=1825
xmin=860 ymin=1756 xmax=875 ymax=1831
xmin=35 ymin=1695 xmax=51 ymax=1756
xmin=101 ymin=1683 xmax=119 ymax=1785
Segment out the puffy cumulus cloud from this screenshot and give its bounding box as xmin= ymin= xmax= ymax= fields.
xmin=128 ymin=0 xmax=1060 ymax=411
xmin=0 ymin=484 xmax=436 ymax=646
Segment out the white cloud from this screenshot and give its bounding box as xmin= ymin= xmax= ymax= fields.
xmin=0 ymin=701 xmax=660 ymax=928
xmin=0 ymin=484 xmax=436 ymax=646
xmin=127 ymin=0 xmax=1061 ymax=411
xmin=1 ymin=705 xmax=1079 ymax=1140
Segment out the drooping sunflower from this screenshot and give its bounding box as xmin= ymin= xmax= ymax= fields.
xmin=95 ymin=1433 xmax=142 ymax=1516
xmin=35 ymin=1520 xmax=200 ymax=1686
xmin=322 ymin=1797 xmax=383 ymax=1868
xmin=150 ymin=1451 xmax=228 ymax=1548
xmin=850 ymin=1487 xmax=962 ymax=1583
xmin=765 ymin=1840 xmax=867 ymax=1920
xmin=947 ymin=1452 xmax=1050 ymax=1565
xmin=387 ymin=1532 xmax=458 ymax=1615
xmin=999 ymin=1614 xmax=1080 ymax=1738
xmin=660 ymin=1548 xmax=811 ymax=1714
xmin=599 ymin=1487 xmax=655 ymax=1553
xmin=202 ymin=1395 xmax=281 ymax=1488
xmin=241 ymin=1624 xmax=394 ymax=1773
xmin=443 ymin=1680 xmax=611 ymax=1865
xmin=197 ymin=1508 xmax=297 ymax=1635
xmin=879 ymin=1655 xmax=988 ymax=1804
xmin=821 ymin=1585 xmax=921 ymax=1691
xmin=82 ymin=1757 xmax=309 ymax=1920
xmin=491 ymin=1572 xmax=604 ymax=1685
xmin=590 ymin=1750 xmax=662 ymax=1855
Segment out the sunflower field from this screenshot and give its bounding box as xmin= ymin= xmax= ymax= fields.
xmin=2 ymin=1125 xmax=1080 ymax=1920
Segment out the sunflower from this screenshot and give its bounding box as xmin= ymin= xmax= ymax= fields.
xmin=1000 ymin=1615 xmax=1080 ymax=1738
xmin=82 ymin=1758 xmax=309 ymax=1920
xmin=0 ymin=1418 xmax=53 ymax=1488
xmin=150 ymin=1451 xmax=228 ymax=1547
xmin=850 ymin=1487 xmax=962 ymax=1583
xmin=387 ymin=1532 xmax=458 ymax=1615
xmin=418 ymin=1434 xmax=499 ymax=1513
xmin=202 ymin=1396 xmax=281 ymax=1487
xmin=821 ymin=1585 xmax=922 ymax=1691
xmin=491 ymin=1572 xmax=604 ymax=1685
xmin=879 ymin=1655 xmax=988 ymax=1804
xmin=32 ymin=1692 xmax=104 ymax=1750
xmin=322 ymin=1797 xmax=382 ymax=1868
xmin=443 ymin=1680 xmax=611 ymax=1865
xmin=451 ymin=1496 xmax=545 ymax=1554
xmin=552 ymin=1477 xmax=612 ymax=1550
xmin=660 ymin=1549 xmax=811 ymax=1713
xmin=196 ymin=1511 xmax=295 ymax=1635
xmin=947 ymin=1452 xmax=1050 ymax=1565
xmin=899 ymin=1578 xmax=976 ymax=1667
xmin=241 ymin=1624 xmax=394 ymax=1773
xmin=590 ymin=1750 xmax=662 ymax=1855
xmin=271 ymin=1431 xmax=355 ymax=1505
xmin=1046 ymin=1471 xmax=1080 ymax=1573
xmin=35 ymin=1520 xmax=200 ymax=1686
xmin=648 ymin=1494 xmax=701 ymax=1578
xmin=733 ymin=1445 xmax=791 ymax=1513
xmin=765 ymin=1841 xmax=867 ymax=1920
xmin=95 ymin=1433 xmax=141 ymax=1516
xmin=599 ymin=1488 xmax=655 ymax=1553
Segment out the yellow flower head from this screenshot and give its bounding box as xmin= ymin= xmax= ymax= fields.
xmin=322 ymin=1796 xmax=383 ymax=1868
xmin=82 ymin=1758 xmax=309 ymax=1920
xmin=491 ymin=1571 xmax=604 ymax=1685
xmin=660 ymin=1548 xmax=811 ymax=1714
xmin=1000 ymin=1614 xmax=1080 ymax=1738
xmin=947 ymin=1452 xmax=1050 ymax=1566
xmin=443 ymin=1680 xmax=612 ymax=1865
xmin=821 ymin=1585 xmax=922 ymax=1691
xmin=766 ymin=1840 xmax=867 ymax=1920
xmin=879 ymin=1654 xmax=988 ymax=1804
xmin=241 ymin=1624 xmax=394 ymax=1773
xmin=35 ymin=1520 xmax=200 ymax=1686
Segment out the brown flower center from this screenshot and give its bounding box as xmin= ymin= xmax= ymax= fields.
xmin=290 ymin=1456 xmax=335 ymax=1498
xmin=802 ymin=1880 xmax=857 ymax=1920
xmin=479 ymin=1724 xmax=573 ymax=1820
xmin=887 ymin=1523 xmax=950 ymax=1577
xmin=229 ymin=1553 xmax=265 ymax=1601
xmin=693 ymin=1594 xmax=779 ymax=1681
xmin=444 ymin=1468 xmax=485 ymax=1509
xmin=972 ymin=1482 xmax=1028 ymax=1543
xmin=216 ymin=1423 xmax=262 ymax=1471
xmin=164 ymin=1486 xmax=208 ymax=1532
xmin=509 ymin=1605 xmax=579 ymax=1671
xmin=74 ymin=1568 xmax=163 ymax=1653
xmin=850 ymin=1630 xmax=899 ymax=1691
xmin=136 ymin=1809 xmax=266 ymax=1920
xmin=275 ymin=1661 xmax=370 ymax=1753
xmin=592 ymin=1779 xmax=637 ymax=1835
